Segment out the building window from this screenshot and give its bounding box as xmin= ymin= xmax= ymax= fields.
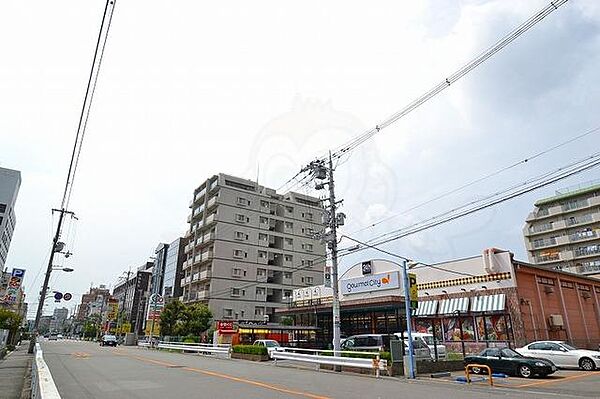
xmin=223 ymin=308 xmax=233 ymax=318
xmin=231 ymin=288 xmax=244 ymax=297
xmin=284 ymin=221 xmax=293 ymax=229
xmin=232 ymin=268 xmax=244 ymax=277
xmin=301 ymin=276 xmax=313 ymax=285
xmin=260 ymin=200 xmax=269 ymax=208
xmin=237 ymin=197 xmax=249 ymax=206
xmin=284 ymin=238 xmax=293 ymax=246
xmin=301 ymin=212 xmax=313 ymax=220
xmin=256 ymin=287 xmax=266 ymax=295
xmin=255 ymin=307 xmax=264 ymax=316
xmin=259 ymin=233 xmax=268 ymax=241
xmin=257 ymin=268 xmax=266 ymax=277
xmin=0 ymin=204 xmax=6 ymax=213
xmin=284 ymin=254 xmax=293 ymax=262
xmin=235 ymin=214 xmax=248 ymax=223
xmin=235 ymin=231 xmax=248 ymax=241
xmin=283 ymin=272 xmax=292 ymax=279
xmin=285 ymin=206 xmax=294 ymax=214
xmin=258 ymin=250 xmax=267 ymax=259
xmin=233 ymin=249 xmax=247 ymax=259
xmin=302 ymin=243 xmax=313 ymax=252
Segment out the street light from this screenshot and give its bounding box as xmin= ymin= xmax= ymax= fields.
xmin=52 ymin=267 xmax=74 ymax=272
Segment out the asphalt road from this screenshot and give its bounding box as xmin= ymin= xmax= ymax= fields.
xmin=40 ymin=340 xmax=599 ymax=399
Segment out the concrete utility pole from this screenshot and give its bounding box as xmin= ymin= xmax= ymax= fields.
xmin=29 ymin=209 xmax=74 ymax=353
xmin=309 ymin=152 xmax=346 ymax=356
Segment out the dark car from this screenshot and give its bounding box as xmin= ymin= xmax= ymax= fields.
xmin=464 ymin=347 xmax=556 ymax=378
xmin=100 ymin=334 xmax=118 ymax=347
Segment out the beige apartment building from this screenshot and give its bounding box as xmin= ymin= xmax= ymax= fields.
xmin=181 ymin=174 xmax=326 ymax=322
xmin=523 ymin=181 xmax=600 ymax=277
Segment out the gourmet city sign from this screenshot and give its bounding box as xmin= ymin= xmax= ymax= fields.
xmin=340 ymin=271 xmax=400 ymax=295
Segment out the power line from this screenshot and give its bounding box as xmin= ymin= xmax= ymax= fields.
xmin=351 ymin=124 xmax=600 ymax=235
xmin=284 ymin=0 xmax=569 ymax=189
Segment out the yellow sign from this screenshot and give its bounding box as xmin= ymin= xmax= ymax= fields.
xmin=107 ymin=302 xmax=119 ymax=320
xmin=408 ymin=273 xmax=418 ymax=308
xmin=144 ymin=320 xmax=160 ymax=336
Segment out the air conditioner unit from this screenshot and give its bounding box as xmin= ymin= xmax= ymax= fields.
xmin=543 ymin=285 xmax=554 ymax=294
xmin=548 ymin=314 xmax=564 ymax=328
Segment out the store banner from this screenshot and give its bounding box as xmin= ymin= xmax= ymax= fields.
xmin=340 ymin=271 xmax=400 ymax=295
xmin=1 ymin=268 xmax=25 ymax=304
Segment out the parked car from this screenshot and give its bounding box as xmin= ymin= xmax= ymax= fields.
xmin=253 ymin=339 xmax=281 ymax=358
xmin=396 ymin=332 xmax=446 ymax=360
xmin=56 ymin=334 xmax=63 ymax=340
xmin=517 ymin=341 xmax=600 ymax=371
xmin=341 ymin=334 xmax=432 ymax=361
xmin=100 ymin=334 xmax=118 ymax=347
xmin=48 ymin=333 xmax=58 ymax=341
xmin=464 ymin=347 xmax=556 ymax=378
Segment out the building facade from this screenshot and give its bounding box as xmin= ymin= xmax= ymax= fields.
xmin=182 ymin=173 xmax=326 ymax=322
xmin=151 ymin=243 xmax=169 ymax=296
xmin=76 ymin=286 xmax=111 ymax=321
xmin=523 ymin=181 xmax=600 ymax=277
xmin=0 ymin=167 xmax=21 ymax=269
xmin=163 ymin=237 xmax=186 ymax=301
xmin=282 ymin=249 xmax=600 ymax=351
xmin=111 ymin=262 xmax=153 ymax=334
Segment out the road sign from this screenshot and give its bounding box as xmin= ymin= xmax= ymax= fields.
xmin=54 ymin=292 xmax=63 ymax=302
xmin=408 ymin=273 xmax=418 ymax=309
xmin=63 ymin=292 xmax=72 ymax=301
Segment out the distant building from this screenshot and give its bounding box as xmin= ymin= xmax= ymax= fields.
xmin=523 ymin=181 xmax=600 ymax=278
xmin=162 ymin=237 xmax=187 ymax=301
xmin=76 ymin=285 xmax=110 ymax=321
xmin=182 ymin=173 xmax=326 ymax=322
xmin=50 ymin=307 xmax=69 ymax=332
xmin=151 ymin=243 xmax=169 ymax=296
xmin=112 ymin=262 xmax=152 ymax=334
xmin=0 ymin=167 xmax=21 ymax=269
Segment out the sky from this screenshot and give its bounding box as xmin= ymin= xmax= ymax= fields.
xmin=1 ymin=0 xmax=599 ymax=318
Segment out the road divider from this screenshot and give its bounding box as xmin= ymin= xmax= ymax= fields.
xmin=138 ymin=341 xmax=231 ymax=357
xmin=31 ymin=343 xmax=61 ymax=399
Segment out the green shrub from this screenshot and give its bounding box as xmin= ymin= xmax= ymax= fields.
xmin=183 ymin=335 xmax=198 ymax=344
xmin=232 ymin=345 xmax=268 ymax=356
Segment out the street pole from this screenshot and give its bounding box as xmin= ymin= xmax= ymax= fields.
xmin=28 ymin=209 xmax=72 ymax=353
xmin=402 ymin=260 xmax=416 ymax=379
xmin=148 ymin=295 xmax=158 ymax=346
xmin=327 ymin=153 xmax=342 ymax=357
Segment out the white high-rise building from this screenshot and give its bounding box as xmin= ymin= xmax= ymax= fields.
xmin=0 ymin=167 xmax=21 ymax=269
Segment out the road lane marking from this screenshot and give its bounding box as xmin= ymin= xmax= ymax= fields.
xmin=72 ymin=352 xmax=90 ymax=358
xmin=114 ymin=351 xmax=330 ymax=399
xmin=511 ymin=371 xmax=600 ymax=388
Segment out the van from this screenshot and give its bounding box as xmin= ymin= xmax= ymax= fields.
xmin=396 ymin=332 xmax=446 ymax=360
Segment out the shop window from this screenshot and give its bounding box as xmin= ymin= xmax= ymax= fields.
xmin=461 ymin=317 xmax=475 ymax=341
xmin=476 ymin=315 xmax=509 ymax=341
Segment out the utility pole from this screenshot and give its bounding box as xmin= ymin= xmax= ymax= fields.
xmin=28 ymin=209 xmax=74 ymax=353
xmin=309 ymin=152 xmax=346 ymax=356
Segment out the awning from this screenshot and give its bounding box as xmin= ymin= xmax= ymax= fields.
xmin=470 ymin=293 xmax=506 ymax=313
xmin=413 ymin=300 xmax=438 ymax=316
xmin=438 ymin=297 xmax=469 ymax=314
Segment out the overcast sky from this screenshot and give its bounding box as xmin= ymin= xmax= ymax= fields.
xmin=1 ymin=0 xmax=599 ymax=317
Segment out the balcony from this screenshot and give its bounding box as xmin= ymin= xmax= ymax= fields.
xmin=534 ymin=253 xmax=561 ymax=264
xmin=563 ymin=262 xmax=600 ymax=275
xmin=574 ymin=246 xmax=600 ymax=258
xmin=198 ymin=270 xmax=211 ymax=280
xmin=569 ymin=231 xmax=598 ymax=243
xmin=196 ymin=290 xmax=209 ymax=300
xmin=205 ymin=213 xmax=216 ymax=225
xmin=207 ymin=196 xmax=217 ymax=209
xmin=192 ymin=273 xmax=199 ymax=281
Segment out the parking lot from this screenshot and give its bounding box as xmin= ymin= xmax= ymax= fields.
xmin=419 ymin=369 xmax=600 ymax=398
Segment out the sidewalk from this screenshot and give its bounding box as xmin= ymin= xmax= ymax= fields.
xmin=0 ymin=342 xmax=32 ymax=399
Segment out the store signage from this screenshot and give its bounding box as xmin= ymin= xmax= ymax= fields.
xmin=341 ymin=271 xmax=400 ymax=295
xmin=409 ymin=273 xmax=418 ymax=309
xmin=361 ymin=261 xmax=372 ymax=275
xmin=216 ymin=321 xmax=235 ymax=331
xmin=0 ymin=268 xmax=26 ymax=304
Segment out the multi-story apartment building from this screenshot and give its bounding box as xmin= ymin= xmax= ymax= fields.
xmin=181 ymin=174 xmax=326 ymax=322
xmin=0 ymin=167 xmax=21 ymax=269
xmin=151 ymin=243 xmax=169 ymax=296
xmin=112 ymin=262 xmax=153 ymax=334
xmin=523 ymin=181 xmax=600 ymax=277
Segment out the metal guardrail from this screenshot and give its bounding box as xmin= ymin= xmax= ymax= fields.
xmin=272 ymin=348 xmax=387 ymax=378
xmin=138 ymin=341 xmax=231 ymax=357
xmin=31 ymin=343 xmax=62 ymax=399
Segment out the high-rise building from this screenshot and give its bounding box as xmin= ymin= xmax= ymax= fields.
xmin=112 ymin=262 xmax=153 ymax=334
xmin=163 ymin=237 xmax=187 ymax=301
xmin=0 ymin=167 xmax=21 ymax=269
xmin=50 ymin=307 xmax=69 ymax=332
xmin=76 ymin=285 xmax=110 ymax=321
xmin=151 ymin=243 xmax=169 ymax=296
xmin=523 ymin=181 xmax=600 ymax=277
xmin=182 ymin=173 xmax=326 ymax=322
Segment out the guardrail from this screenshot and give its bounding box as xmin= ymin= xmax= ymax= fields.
xmin=272 ymin=347 xmax=387 ymax=378
xmin=31 ymin=343 xmax=62 ymax=399
xmin=138 ymin=341 xmax=231 ymax=357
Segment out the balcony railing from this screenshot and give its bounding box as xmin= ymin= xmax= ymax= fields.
xmin=569 ymin=231 xmax=597 ymax=242
xmin=574 ymin=247 xmax=600 ymax=257
xmin=533 ymin=237 xmax=557 ymax=248
xmin=535 ymin=254 xmax=560 ymax=263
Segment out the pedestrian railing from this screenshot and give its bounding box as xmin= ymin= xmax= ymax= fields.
xmin=145 ymin=341 xmax=231 ymax=357
xmin=31 ymin=343 xmax=62 ymax=399
xmin=272 ymin=347 xmax=387 ymax=378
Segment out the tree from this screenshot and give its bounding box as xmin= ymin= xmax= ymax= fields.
xmin=0 ymin=309 xmax=22 ymax=332
xmin=179 ymin=303 xmax=212 ymax=336
xmin=280 ymin=316 xmax=294 ymax=326
xmin=159 ymin=300 xmax=185 ymax=337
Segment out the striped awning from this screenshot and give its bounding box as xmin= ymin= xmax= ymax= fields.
xmin=470 ymin=294 xmax=506 ymax=313
xmin=438 ymin=297 xmax=469 ymax=314
xmin=413 ymin=300 xmax=438 ymax=317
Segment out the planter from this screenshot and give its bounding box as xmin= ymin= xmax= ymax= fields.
xmin=231 ymin=352 xmax=270 ymax=362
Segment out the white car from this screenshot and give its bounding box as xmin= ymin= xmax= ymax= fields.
xmin=253 ymin=339 xmax=281 ymax=358
xmin=517 ymin=341 xmax=600 ymax=371
xmin=403 ymin=332 xmax=446 ymax=360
